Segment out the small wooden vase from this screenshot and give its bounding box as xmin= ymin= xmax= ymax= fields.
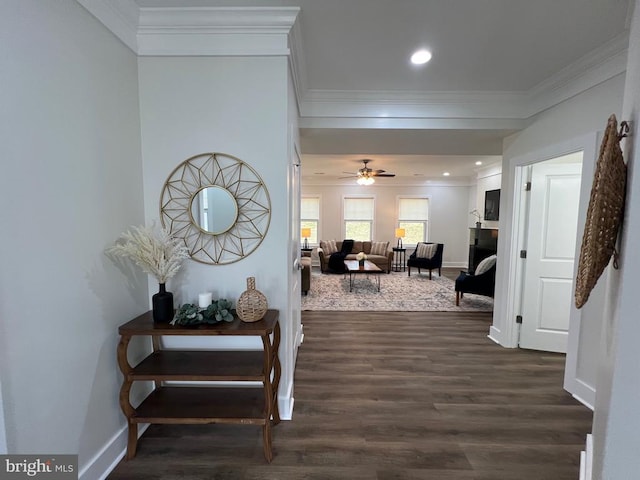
xmin=237 ymin=277 xmax=267 ymax=323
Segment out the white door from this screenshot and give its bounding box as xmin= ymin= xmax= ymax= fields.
xmin=519 ymin=155 xmax=582 ymax=352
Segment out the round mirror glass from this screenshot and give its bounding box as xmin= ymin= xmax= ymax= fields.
xmin=190 ymin=186 xmax=238 ymax=235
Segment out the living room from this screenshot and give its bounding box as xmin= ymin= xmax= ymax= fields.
xmin=298 ymin=158 xmax=502 ymax=312
xmin=300 ymin=158 xmax=502 ymax=269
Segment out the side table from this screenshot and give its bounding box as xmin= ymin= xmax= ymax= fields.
xmin=117 ymin=310 xmax=281 ymax=462
xmin=392 ymin=247 xmax=406 ymax=272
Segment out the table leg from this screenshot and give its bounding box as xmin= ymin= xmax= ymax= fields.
xmin=126 ymin=422 xmax=138 ymax=460
xmin=262 ymin=423 xmax=273 ymax=462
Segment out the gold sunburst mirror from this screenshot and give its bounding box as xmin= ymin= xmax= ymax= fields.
xmin=160 ymin=153 xmax=271 ymax=265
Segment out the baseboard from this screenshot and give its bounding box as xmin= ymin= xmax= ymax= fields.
xmin=488 ymin=325 xmax=502 ymax=345
xmin=279 ymin=380 xmax=294 ymax=420
xmin=571 ymin=392 xmax=595 ymax=411
xmin=566 ymin=378 xmax=595 ymax=410
xmin=79 ymin=423 xmax=149 ymax=480
xmin=442 ymin=261 xmax=468 ymax=269
xmin=579 ymin=434 xmax=593 ymax=480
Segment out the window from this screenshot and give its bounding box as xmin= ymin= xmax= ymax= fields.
xmin=301 ymin=196 xmax=320 ymax=245
xmin=398 ymin=197 xmax=429 ymax=245
xmin=344 ymin=197 xmax=374 ymax=241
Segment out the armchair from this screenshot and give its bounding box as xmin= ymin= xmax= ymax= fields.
xmin=407 ymin=243 xmax=444 ymax=279
xmin=455 ymin=254 xmax=496 ymax=305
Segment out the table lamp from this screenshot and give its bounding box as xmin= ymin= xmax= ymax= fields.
xmin=395 ymin=228 xmax=405 ymax=248
xmin=301 ymin=228 xmax=311 ymax=249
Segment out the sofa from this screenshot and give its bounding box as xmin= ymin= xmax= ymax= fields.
xmin=318 ymin=240 xmax=393 ymax=273
xmin=300 ymin=255 xmax=311 ymax=295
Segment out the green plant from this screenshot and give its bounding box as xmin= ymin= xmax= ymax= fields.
xmin=470 ymin=209 xmax=482 ymax=223
xmin=171 ymin=299 xmax=235 ymax=325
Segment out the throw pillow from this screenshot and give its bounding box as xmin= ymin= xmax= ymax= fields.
xmin=370 ymin=241 xmax=388 ymax=256
xmin=321 ymin=240 xmax=338 ymax=255
xmin=475 ymin=254 xmax=497 ymax=275
xmin=416 ymin=243 xmax=438 ymax=259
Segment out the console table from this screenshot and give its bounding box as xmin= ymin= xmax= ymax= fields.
xmin=117 ymin=310 xmax=281 ymax=462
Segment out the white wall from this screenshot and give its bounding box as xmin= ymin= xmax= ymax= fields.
xmin=474 ymin=165 xmax=502 ymax=230
xmin=0 ymin=0 xmax=147 ymax=474
xmin=493 ymin=74 xmax=625 ymax=348
xmin=137 ymin=55 xmax=295 ymax=410
xmin=593 ymin=0 xmax=640 ymax=476
xmin=302 ymin=183 xmax=472 ymax=266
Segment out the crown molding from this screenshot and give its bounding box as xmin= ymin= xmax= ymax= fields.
xmin=298 ymin=116 xmax=526 ymax=132
xmin=137 ymin=6 xmax=300 ymax=55
xmin=300 ymin=89 xmax=527 ymax=120
xmin=77 ymin=0 xmax=139 ymax=52
xmin=524 ymin=31 xmax=629 ymax=117
xmin=77 ymin=1 xmax=300 ymax=56
xmin=476 ymin=163 xmax=502 ymax=179
xmin=301 ymin=177 xmax=476 ymax=188
xmin=287 ymin=14 xmax=306 ymax=114
xmin=138 ymin=6 xmax=299 ymax=31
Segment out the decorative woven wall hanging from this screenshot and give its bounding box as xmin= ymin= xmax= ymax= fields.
xmin=575 ymin=114 xmax=628 ymax=308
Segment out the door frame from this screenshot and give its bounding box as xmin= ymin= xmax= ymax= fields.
xmin=500 ymin=133 xmax=598 ymax=349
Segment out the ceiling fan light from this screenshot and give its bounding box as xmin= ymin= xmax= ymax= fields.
xmin=357 ymin=176 xmax=374 ymax=186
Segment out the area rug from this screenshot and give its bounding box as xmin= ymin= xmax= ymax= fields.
xmin=302 ymin=269 xmax=494 ymax=312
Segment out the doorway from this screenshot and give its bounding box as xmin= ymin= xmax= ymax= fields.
xmin=515 ymin=152 xmax=583 ymax=353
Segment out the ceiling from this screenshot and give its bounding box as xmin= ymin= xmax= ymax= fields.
xmin=130 ymin=0 xmax=630 ymax=184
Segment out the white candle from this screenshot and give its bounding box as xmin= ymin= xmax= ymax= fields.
xmin=198 ymin=292 xmax=212 ymax=308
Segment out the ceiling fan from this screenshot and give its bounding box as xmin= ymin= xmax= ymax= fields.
xmin=341 ymin=159 xmax=396 ymax=185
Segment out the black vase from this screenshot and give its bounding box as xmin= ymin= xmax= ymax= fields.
xmin=152 ymin=283 xmax=174 ymax=323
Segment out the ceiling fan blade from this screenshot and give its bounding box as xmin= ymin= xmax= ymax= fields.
xmin=339 ymin=175 xmax=358 ymax=179
xmin=374 ymin=173 xmax=396 ymax=177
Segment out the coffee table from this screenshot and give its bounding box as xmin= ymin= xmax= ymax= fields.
xmin=344 ymin=260 xmax=383 ymax=292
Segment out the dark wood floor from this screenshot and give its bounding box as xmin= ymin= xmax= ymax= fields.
xmin=108 ymin=311 xmax=592 ymax=479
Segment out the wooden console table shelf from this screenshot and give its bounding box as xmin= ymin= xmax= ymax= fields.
xmin=117 ymin=309 xmax=280 ymax=462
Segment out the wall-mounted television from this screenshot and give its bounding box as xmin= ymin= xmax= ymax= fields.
xmin=484 ymin=189 xmax=500 ymax=221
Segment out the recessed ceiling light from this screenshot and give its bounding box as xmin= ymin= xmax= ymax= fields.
xmin=475 ymin=161 xmax=483 ymax=166
xmin=410 ymin=49 xmax=432 ymax=65
xmin=443 ymin=172 xmax=450 ymax=176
